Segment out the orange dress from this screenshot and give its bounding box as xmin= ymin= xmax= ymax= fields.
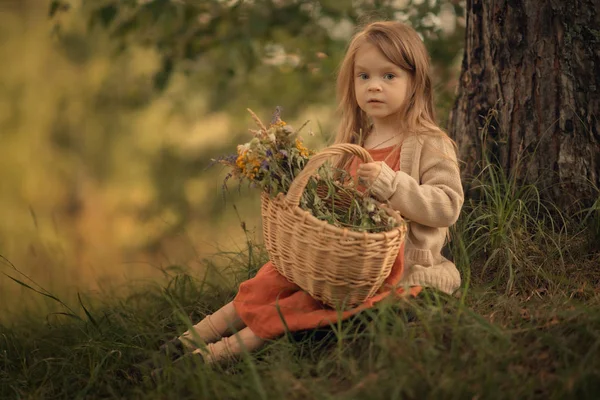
xmin=232 ymin=145 xmax=422 ymax=339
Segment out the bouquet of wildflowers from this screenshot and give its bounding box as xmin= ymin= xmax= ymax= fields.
xmin=214 ymin=107 xmax=313 ymax=197
xmin=214 ymin=108 xmax=401 ymax=233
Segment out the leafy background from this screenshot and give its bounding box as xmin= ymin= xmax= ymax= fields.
xmin=0 ymin=0 xmax=465 ymax=317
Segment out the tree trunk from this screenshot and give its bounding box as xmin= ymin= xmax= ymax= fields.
xmin=448 ymin=0 xmax=600 ymax=210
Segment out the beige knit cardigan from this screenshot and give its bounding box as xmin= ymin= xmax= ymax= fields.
xmin=370 ymin=134 xmax=464 ymax=294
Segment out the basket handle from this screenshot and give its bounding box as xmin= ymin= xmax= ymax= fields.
xmin=284 ymin=143 xmax=374 ymax=208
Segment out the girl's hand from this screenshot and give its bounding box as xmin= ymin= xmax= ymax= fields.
xmin=357 ymin=162 xmax=382 ymax=188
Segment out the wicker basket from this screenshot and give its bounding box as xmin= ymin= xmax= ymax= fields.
xmin=260 ymin=143 xmax=407 ymax=308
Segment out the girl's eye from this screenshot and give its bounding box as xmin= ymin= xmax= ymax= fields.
xmin=383 ymin=73 xmax=395 ymax=80
xmin=357 ymin=73 xmax=369 ymax=80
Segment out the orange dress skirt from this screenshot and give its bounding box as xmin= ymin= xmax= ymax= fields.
xmin=233 ymin=144 xmax=422 ymax=339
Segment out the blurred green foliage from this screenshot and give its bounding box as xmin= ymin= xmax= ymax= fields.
xmin=50 ymin=0 xmax=464 ymax=117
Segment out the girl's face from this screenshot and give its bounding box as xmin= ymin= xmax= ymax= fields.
xmin=353 ymin=42 xmax=411 ymax=128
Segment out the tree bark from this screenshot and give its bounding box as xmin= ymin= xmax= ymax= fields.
xmin=448 ymin=0 xmax=600 ymax=210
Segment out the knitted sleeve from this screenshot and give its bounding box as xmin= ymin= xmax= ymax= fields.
xmin=370 ymin=136 xmax=464 ymax=228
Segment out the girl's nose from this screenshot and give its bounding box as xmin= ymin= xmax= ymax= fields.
xmin=368 ymin=82 xmax=382 ymax=92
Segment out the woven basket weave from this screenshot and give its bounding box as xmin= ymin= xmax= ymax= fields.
xmin=260 ymin=143 xmax=407 ymax=308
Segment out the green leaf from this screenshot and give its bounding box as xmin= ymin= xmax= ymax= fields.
xmin=154 ymin=57 xmax=174 ymax=91
xmin=78 ymin=292 xmax=101 ymax=331
xmin=1 ymin=272 xmax=62 ymax=304
xmin=49 ymin=0 xmax=70 ymax=18
xmin=96 ymin=4 xmax=119 ymax=28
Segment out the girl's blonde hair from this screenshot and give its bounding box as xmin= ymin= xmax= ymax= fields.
xmin=334 ymin=20 xmax=451 ymax=168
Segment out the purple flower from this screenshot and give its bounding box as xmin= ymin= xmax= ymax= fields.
xmin=266 ymin=149 xmax=273 ymax=157
xmin=261 ymin=160 xmax=269 ymax=170
xmin=208 ymin=153 xmax=237 ymax=169
xmin=271 ymin=106 xmax=283 ymax=125
xmin=279 ymin=149 xmax=288 ymax=157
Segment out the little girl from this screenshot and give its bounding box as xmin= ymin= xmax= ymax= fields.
xmin=144 ymin=20 xmax=463 ymax=377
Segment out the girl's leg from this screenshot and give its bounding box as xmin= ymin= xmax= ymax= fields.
xmin=193 ymin=326 xmax=265 ymax=364
xmin=178 ymin=301 xmax=246 ymax=348
xmin=148 ymin=327 xmax=266 ymax=381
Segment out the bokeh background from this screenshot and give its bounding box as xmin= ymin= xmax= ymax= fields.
xmin=0 ymin=0 xmax=464 ymax=318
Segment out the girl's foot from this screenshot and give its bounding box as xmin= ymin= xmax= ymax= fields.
xmin=157 ymin=337 xmax=186 ymax=360
xmin=150 ymin=351 xmax=206 ymax=383
xmin=134 ymin=337 xmax=187 ymax=373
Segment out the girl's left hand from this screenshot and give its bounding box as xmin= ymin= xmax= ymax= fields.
xmin=357 ymin=162 xmax=382 ymax=188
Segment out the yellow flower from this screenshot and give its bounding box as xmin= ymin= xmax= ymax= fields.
xmin=236 ymin=151 xmax=247 ymax=170
xmin=271 ymin=120 xmax=287 ymax=128
xmin=295 ymin=138 xmax=309 ymax=157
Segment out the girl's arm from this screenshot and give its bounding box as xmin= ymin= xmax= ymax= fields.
xmin=371 ymin=137 xmax=464 ymax=228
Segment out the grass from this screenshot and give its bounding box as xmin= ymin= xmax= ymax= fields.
xmin=2 ymin=127 xmax=600 ymax=399
xmin=1 ymin=265 xmax=599 ymax=399
xmin=2 ymin=217 xmax=599 ymax=399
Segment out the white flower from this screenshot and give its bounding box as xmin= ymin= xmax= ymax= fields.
xmin=421 ymin=12 xmax=441 ymax=28
xmin=263 ymin=43 xmax=287 ymax=66
xmin=318 ymin=17 xmax=355 ymax=41
xmin=331 ymin=19 xmax=355 ymax=41
xmin=267 ymin=132 xmax=276 ymax=143
xmin=391 ymin=0 xmax=409 ymax=8
xmin=371 ymin=214 xmax=382 ymax=223
xmin=237 ymin=143 xmax=250 ymax=153
xmin=366 ymin=201 xmax=376 ymax=213
xmin=439 ymin=3 xmax=457 ymax=35
xmin=394 ymin=11 xmax=409 ymax=22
